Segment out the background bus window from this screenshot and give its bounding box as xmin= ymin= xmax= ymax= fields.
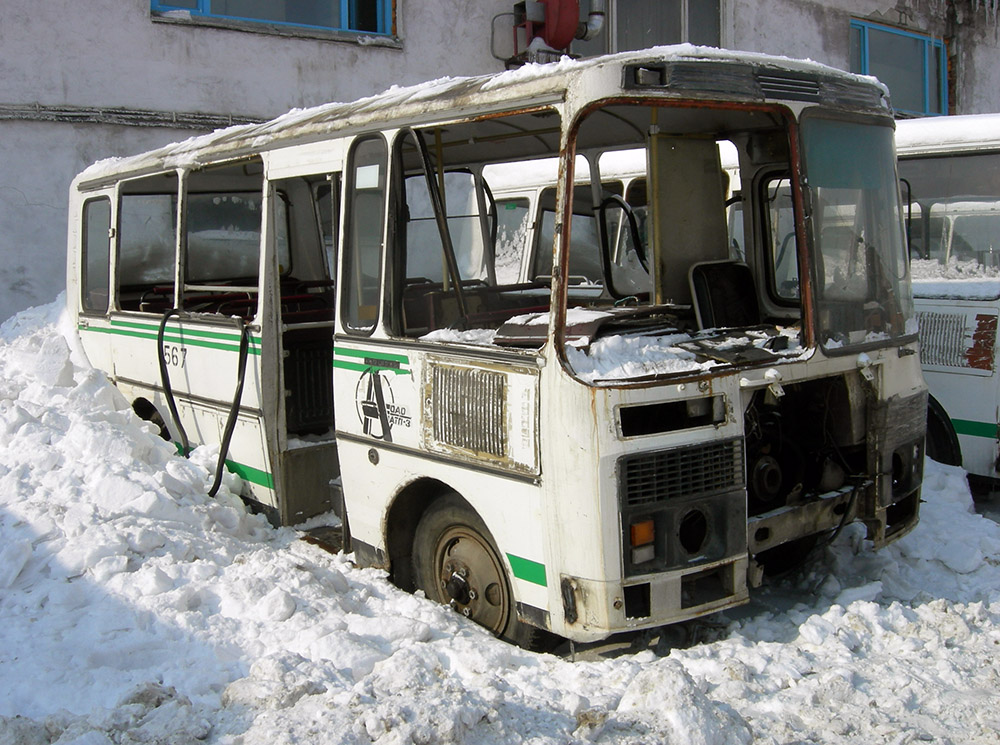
xmin=533 ymin=183 xmax=614 ymax=285
xmin=494 ymin=197 xmax=530 ymax=284
xmin=343 ymin=137 xmax=387 ymax=333
xmin=405 ymin=170 xmax=488 ymax=283
xmin=81 ymin=197 xmax=111 ymax=313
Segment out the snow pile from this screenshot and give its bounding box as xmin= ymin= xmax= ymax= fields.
xmin=2 ymin=299 xmax=1000 ymax=743
xmin=911 ymin=257 xmax=1000 ymax=300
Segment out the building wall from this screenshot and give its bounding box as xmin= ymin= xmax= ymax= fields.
xmin=2 ymin=0 xmax=999 ymax=321
xmin=731 ymin=0 xmax=1000 ymax=115
xmin=0 ymin=0 xmax=512 ymax=322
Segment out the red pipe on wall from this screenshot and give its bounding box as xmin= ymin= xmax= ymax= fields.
xmin=540 ymin=0 xmax=580 ymax=50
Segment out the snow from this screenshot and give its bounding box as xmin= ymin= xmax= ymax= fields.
xmin=423 ymin=313 xmax=807 ymax=383
xmin=895 ymin=112 xmax=1000 ymax=155
xmin=912 ymin=258 xmax=1000 ymax=300
xmin=76 ymin=44 xmax=882 ymax=189
xmin=4 ymin=298 xmax=1000 ymax=744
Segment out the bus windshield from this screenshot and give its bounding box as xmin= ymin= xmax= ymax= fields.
xmin=801 ymin=115 xmax=916 ymax=351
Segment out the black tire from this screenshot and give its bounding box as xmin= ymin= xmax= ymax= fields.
xmin=132 ymin=398 xmax=170 ymax=440
xmin=926 ymin=397 xmax=962 ymax=467
xmin=412 ymin=493 xmax=548 ymax=649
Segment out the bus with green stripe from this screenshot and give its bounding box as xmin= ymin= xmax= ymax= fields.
xmin=896 ymin=113 xmax=1000 ymax=492
xmin=67 ymin=47 xmax=926 ymax=648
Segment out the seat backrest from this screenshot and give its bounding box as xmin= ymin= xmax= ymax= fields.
xmin=689 ymin=260 xmax=760 ymax=329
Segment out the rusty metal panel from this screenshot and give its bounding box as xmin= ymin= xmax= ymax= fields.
xmin=918 ymin=310 xmax=997 ymax=371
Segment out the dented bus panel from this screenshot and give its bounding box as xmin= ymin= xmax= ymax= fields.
xmin=67 ymin=48 xmax=924 ymax=646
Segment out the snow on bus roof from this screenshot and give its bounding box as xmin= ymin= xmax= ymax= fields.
xmin=895 ymin=112 xmax=1000 ymax=155
xmin=77 ymin=44 xmax=881 ymax=187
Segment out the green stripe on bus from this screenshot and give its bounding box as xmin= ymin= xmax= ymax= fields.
xmin=225 ymin=460 xmax=274 ymax=489
xmin=507 ymin=553 xmax=547 ymax=587
xmin=334 ymin=347 xmax=410 ymax=374
xmin=80 ymin=321 xmax=262 ymax=355
xmin=173 ymin=442 xmax=274 ymax=489
xmin=112 ymin=319 xmax=261 ymax=348
xmin=952 ymin=418 xmax=998 ymax=439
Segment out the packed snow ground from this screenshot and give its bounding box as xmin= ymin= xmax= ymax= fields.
xmin=2 ymin=299 xmax=1000 ymax=745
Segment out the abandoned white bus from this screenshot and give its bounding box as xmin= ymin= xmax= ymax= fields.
xmin=67 ymin=47 xmax=925 ymax=647
xmin=897 ymin=113 xmax=1000 ymax=490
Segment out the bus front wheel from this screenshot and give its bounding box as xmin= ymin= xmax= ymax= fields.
xmin=412 ymin=493 xmax=542 ymax=648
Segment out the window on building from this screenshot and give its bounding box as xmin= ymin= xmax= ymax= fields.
xmin=850 ymin=20 xmax=946 ymax=116
xmin=574 ymin=0 xmax=721 ymax=56
xmin=151 ymin=0 xmax=392 ymax=36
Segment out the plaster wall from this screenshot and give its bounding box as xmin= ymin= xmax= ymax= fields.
xmin=0 ymin=121 xmax=202 ymax=321
xmin=1 ymin=0 xmax=512 ymax=117
xmin=731 ymin=0 xmax=1000 ymax=114
xmin=3 ymin=0 xmax=1000 ymax=321
xmin=0 ymin=0 xmax=512 ymax=321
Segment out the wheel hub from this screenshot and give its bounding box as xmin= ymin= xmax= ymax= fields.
xmin=444 ymin=566 xmax=471 ymax=605
xmin=436 ymin=530 xmax=508 ymax=634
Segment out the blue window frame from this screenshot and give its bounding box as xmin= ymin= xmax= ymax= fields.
xmin=850 ymin=19 xmax=946 ymax=116
xmin=151 ymin=0 xmax=392 ymax=36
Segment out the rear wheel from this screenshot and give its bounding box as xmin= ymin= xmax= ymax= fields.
xmin=926 ymin=397 xmax=961 ymax=467
xmin=412 ymin=493 xmax=547 ymax=649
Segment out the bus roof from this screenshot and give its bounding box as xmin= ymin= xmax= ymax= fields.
xmin=75 ymin=44 xmax=887 ymax=190
xmin=895 ymin=113 xmax=1000 ymax=156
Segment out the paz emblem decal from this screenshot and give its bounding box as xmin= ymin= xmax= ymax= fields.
xmin=355 ymin=364 xmax=411 ymax=442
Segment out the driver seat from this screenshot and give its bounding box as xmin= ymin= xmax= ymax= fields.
xmin=689 ymin=260 xmax=760 ymax=329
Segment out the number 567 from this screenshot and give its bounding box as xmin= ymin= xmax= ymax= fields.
xmin=162 ymin=344 xmax=187 ymax=368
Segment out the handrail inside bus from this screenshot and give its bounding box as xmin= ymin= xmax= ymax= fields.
xmin=184 ymin=283 xmax=259 ymax=293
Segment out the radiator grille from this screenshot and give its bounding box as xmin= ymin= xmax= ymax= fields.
xmin=431 ymin=365 xmax=507 ymax=458
xmin=619 ymin=439 xmax=744 ymax=506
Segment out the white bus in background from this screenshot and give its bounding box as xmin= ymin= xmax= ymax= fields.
xmin=67 ymin=47 xmax=925 ymax=648
xmin=489 ymin=145 xmax=741 ymax=298
xmin=896 ymin=114 xmax=1000 ymax=492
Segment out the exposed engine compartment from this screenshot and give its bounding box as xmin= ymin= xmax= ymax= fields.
xmin=744 ymin=375 xmax=868 ymax=519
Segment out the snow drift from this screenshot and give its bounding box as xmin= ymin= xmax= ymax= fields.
xmin=1 ymin=298 xmax=1000 ymax=744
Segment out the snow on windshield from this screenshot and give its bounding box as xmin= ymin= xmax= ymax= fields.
xmin=423 ymin=308 xmax=809 ymax=382
xmin=3 ymin=299 xmax=1000 ymax=743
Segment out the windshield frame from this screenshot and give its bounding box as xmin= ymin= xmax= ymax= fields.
xmin=799 ymin=109 xmax=917 ymax=356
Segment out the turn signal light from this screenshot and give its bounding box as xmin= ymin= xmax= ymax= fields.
xmin=630 ymin=519 xmax=655 ymax=547
xmin=630 ymin=519 xmax=656 ymax=564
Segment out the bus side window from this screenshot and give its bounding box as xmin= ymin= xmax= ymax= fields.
xmin=342 ymin=137 xmax=387 ymax=333
xmin=82 ymin=197 xmax=112 ymax=313
xmin=118 ymin=172 xmax=179 ymax=313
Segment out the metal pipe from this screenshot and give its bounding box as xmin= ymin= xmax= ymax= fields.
xmin=576 ymin=0 xmax=606 ymax=41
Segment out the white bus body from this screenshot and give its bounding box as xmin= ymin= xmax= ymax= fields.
xmin=897 ymin=114 xmax=1000 ymax=488
xmin=67 ymin=47 xmax=925 ymax=646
